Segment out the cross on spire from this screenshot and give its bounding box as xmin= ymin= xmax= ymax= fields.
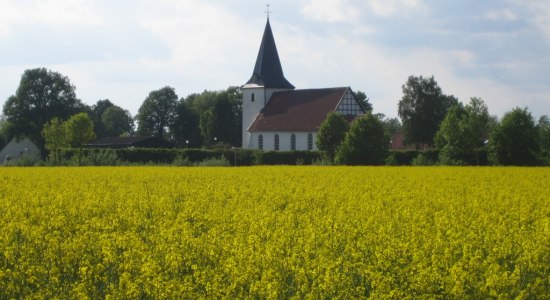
xmin=265 ymin=3 xmax=271 ymax=19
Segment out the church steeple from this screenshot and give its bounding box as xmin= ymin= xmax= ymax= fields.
xmin=244 ymin=18 xmax=295 ymax=89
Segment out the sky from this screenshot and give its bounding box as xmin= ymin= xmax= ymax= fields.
xmin=1 ymin=0 xmax=549 ymax=120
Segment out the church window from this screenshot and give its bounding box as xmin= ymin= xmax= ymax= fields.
xmin=258 ymin=134 xmax=263 ymax=150
xmin=251 ymin=93 xmax=255 ymax=102
xmin=307 ymin=133 xmax=313 ymax=150
xmin=291 ymin=134 xmax=296 ymax=150
xmin=274 ymin=134 xmax=279 ymax=150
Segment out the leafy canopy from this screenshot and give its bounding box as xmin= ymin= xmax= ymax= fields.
xmin=435 ymin=97 xmax=491 ymax=165
xmin=489 ymin=107 xmax=539 ymax=166
xmin=398 ymin=75 xmax=457 ymax=147
xmin=316 ymin=112 xmax=349 ymax=162
xmin=336 ymin=114 xmax=388 ymax=165
xmin=2 ymin=68 xmax=86 ymax=153
xmin=136 ymin=86 xmax=178 ymax=138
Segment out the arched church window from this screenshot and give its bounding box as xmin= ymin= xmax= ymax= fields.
xmin=274 ymin=134 xmax=279 ymax=151
xmin=251 ymin=93 xmax=255 ymax=102
xmin=291 ymin=134 xmax=296 ymax=150
xmin=307 ymin=133 xmax=313 ymax=150
xmin=258 ymin=134 xmax=263 ymax=150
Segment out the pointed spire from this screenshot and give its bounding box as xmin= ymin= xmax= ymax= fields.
xmin=245 ymin=18 xmax=295 ymax=89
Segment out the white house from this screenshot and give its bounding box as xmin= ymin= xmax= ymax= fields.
xmin=241 ymin=17 xmax=365 ymax=151
xmin=0 ymin=137 xmax=40 ymax=164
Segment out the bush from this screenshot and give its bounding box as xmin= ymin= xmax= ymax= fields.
xmin=256 ymin=151 xmax=321 ymax=165
xmin=117 ymin=148 xmax=177 ymax=164
xmin=3 ymin=155 xmax=39 ymax=167
xmin=336 ymin=114 xmax=388 ymax=165
xmin=385 ymin=152 xmax=399 ymax=166
xmin=56 ymin=147 xmax=319 ymax=166
xmin=411 ymin=153 xmax=437 ymax=166
xmin=386 ymin=150 xmax=438 ymax=166
xmin=489 ymin=107 xmax=539 ymax=166
xmin=172 ymin=155 xmax=192 ymax=166
xmin=82 ymin=149 xmax=122 ymax=166
xmin=198 ymin=156 xmax=230 ymax=167
xmin=539 ymin=150 xmax=550 ymax=166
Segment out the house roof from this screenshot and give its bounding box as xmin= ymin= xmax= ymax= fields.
xmin=243 ymin=19 xmax=295 ymax=89
xmin=249 ymin=87 xmax=350 ymax=132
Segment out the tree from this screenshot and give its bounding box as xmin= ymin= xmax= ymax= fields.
xmin=2 ymin=68 xmax=86 ymax=154
xmin=136 ymin=86 xmax=178 ymax=138
xmin=398 ymin=75 xmax=458 ymax=147
xmin=0 ymin=116 xmax=12 ymax=150
xmin=354 ymin=90 xmax=373 ymax=113
xmin=196 ymin=87 xmax=242 ymax=147
xmin=336 ymin=114 xmax=388 ymax=165
xmin=489 ymin=107 xmax=539 ymax=166
xmin=101 ymin=106 xmax=134 ymax=137
xmin=375 ymin=114 xmax=401 ymax=139
xmin=435 ymin=97 xmax=491 ymax=165
xmin=42 ymin=118 xmax=68 ymax=165
xmin=90 ymin=99 xmax=115 ymax=137
xmin=64 ymin=113 xmax=96 ymax=166
xmin=537 ymin=115 xmax=550 ymax=151
xmin=316 ymin=112 xmax=349 ymax=162
xmin=171 ymin=99 xmax=201 ymax=147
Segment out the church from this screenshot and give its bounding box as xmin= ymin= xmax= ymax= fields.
xmin=241 ymin=17 xmax=365 ymax=151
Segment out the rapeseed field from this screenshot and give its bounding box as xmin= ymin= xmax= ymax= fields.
xmin=0 ymin=167 xmax=548 ymax=298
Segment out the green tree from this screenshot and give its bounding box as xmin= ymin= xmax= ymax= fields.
xmin=2 ymin=68 xmax=86 ymax=154
xmin=537 ymin=115 xmax=550 ymax=151
xmin=375 ymin=114 xmax=401 ymax=139
xmin=42 ymin=118 xmax=69 ymax=165
xmin=435 ymin=97 xmax=490 ymax=165
xmin=172 ymin=99 xmax=200 ymax=147
xmin=136 ymin=86 xmax=178 ymax=138
xmin=353 ymin=90 xmax=372 ymax=113
xmin=0 ymin=116 xmax=11 ymax=150
xmin=489 ymin=107 xmax=539 ymax=166
xmin=398 ymin=75 xmax=458 ymax=147
xmin=101 ymin=106 xmax=134 ymax=137
xmin=336 ymin=114 xmax=388 ymax=165
xmin=90 ymin=99 xmax=115 ymax=138
xmin=64 ymin=113 xmax=96 ymax=166
xmin=196 ymin=87 xmax=242 ymax=147
xmin=316 ymin=112 xmax=349 ymax=162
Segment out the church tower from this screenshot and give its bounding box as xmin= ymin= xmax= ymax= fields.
xmin=241 ymin=17 xmax=295 ymax=148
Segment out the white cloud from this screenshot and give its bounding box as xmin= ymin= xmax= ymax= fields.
xmin=1 ymin=0 xmax=548 ymax=120
xmin=484 ymin=9 xmax=518 ymax=21
xmin=139 ymin=0 xmax=256 ymax=71
xmin=276 ymin=25 xmax=534 ymax=119
xmin=521 ymin=1 xmax=550 ymax=43
xmin=367 ymin=0 xmax=425 ymax=17
xmin=302 ymin=0 xmax=359 ymax=23
xmin=0 ymin=0 xmax=101 ymax=37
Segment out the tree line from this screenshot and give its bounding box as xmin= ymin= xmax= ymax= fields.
xmin=1 ymin=68 xmax=548 ymax=166
xmin=316 ymin=75 xmax=550 ymax=166
xmin=0 ymin=68 xmax=242 ymax=157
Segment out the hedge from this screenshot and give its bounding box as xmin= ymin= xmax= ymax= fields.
xmin=256 ymin=151 xmax=321 ymax=165
xmin=54 ymin=147 xmax=496 ymax=166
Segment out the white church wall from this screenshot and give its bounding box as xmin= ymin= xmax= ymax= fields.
xmin=250 ymin=132 xmax=317 ymax=151
xmin=241 ymin=87 xmax=265 ymax=148
xmin=241 ymin=87 xmax=294 ymax=149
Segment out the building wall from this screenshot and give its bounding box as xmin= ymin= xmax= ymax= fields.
xmin=0 ymin=138 xmax=40 ymax=163
xmin=241 ymin=87 xmax=292 ymax=148
xmin=250 ymin=132 xmax=317 ymax=151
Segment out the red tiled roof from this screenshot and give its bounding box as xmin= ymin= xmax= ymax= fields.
xmin=249 ymin=87 xmax=349 ymax=132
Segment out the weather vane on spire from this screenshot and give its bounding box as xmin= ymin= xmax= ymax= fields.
xmin=265 ymin=3 xmax=271 ymax=19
